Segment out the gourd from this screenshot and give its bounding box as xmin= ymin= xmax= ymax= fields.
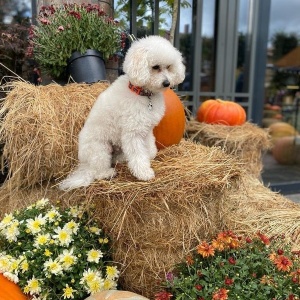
xmin=0 ymin=274 xmax=27 ymax=300
xmin=196 ymin=99 xmax=246 ymax=126
xmin=84 ymin=290 xmax=149 ymax=300
xmin=153 ymin=88 xmax=186 ymax=149
xmin=268 ymin=122 xmax=298 ymax=145
xmin=272 ymin=136 xmax=300 ymax=165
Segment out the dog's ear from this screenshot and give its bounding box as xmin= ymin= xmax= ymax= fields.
xmin=172 ymin=54 xmax=186 ymax=85
xmin=122 ymin=46 xmax=150 ymax=86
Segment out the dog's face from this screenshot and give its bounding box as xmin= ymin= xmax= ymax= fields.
xmin=123 ymin=36 xmax=186 ymax=93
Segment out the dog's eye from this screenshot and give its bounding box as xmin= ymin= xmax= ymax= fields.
xmin=152 ymin=65 xmax=160 ymax=70
xmin=167 ymin=65 xmax=171 ymax=70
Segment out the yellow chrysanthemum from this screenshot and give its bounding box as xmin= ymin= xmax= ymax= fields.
xmin=87 ymin=249 xmax=103 ymax=263
xmin=62 ymin=284 xmax=76 ymax=299
xmin=44 ymin=249 xmax=53 ymax=257
xmin=106 ymin=266 xmax=119 ymax=280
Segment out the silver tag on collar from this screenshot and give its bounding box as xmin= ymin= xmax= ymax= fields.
xmin=148 ymin=100 xmax=153 ymax=111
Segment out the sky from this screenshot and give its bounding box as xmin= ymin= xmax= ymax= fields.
xmin=269 ymin=0 xmax=300 ymax=39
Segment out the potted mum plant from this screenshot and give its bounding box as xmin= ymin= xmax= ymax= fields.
xmin=31 ymin=3 xmax=125 ymax=82
xmin=155 ymin=231 xmax=300 ymax=300
xmin=0 ymin=198 xmax=120 ymax=299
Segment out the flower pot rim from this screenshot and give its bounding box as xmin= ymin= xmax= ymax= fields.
xmin=67 ymin=49 xmax=104 ymax=65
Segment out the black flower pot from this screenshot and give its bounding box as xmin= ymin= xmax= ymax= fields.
xmin=67 ymin=49 xmax=106 ymax=83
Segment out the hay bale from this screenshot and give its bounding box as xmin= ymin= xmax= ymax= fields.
xmin=0 ymin=140 xmax=243 ymax=297
xmin=0 ymin=140 xmax=300 ymax=297
xmin=0 ymin=81 xmax=109 ymax=189
xmin=222 ymin=176 xmax=300 ymax=247
xmin=186 ymin=120 xmax=272 ymax=177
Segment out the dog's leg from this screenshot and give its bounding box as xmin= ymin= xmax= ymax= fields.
xmin=121 ymin=134 xmax=155 ymax=181
xmin=145 ymin=131 xmax=158 ymax=160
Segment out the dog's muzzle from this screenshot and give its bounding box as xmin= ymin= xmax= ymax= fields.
xmin=162 ymin=79 xmax=170 ymax=87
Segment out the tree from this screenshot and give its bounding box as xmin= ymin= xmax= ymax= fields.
xmin=271 ymin=31 xmax=299 ymax=61
xmin=114 ymin=0 xmax=190 ymax=40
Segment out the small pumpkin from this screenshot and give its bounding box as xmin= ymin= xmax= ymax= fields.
xmin=268 ymin=122 xmax=298 ymax=145
xmin=0 ymin=274 xmax=27 ymax=300
xmin=272 ymin=136 xmax=300 ymax=165
xmin=84 ymin=290 xmax=149 ymax=300
xmin=153 ymin=88 xmax=186 ymax=149
xmin=196 ymin=99 xmax=246 ymax=126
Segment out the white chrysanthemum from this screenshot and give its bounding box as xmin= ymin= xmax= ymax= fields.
xmin=105 ymin=266 xmax=119 ymax=280
xmin=103 ymin=278 xmax=117 ymax=290
xmin=43 ymin=258 xmax=63 ymax=275
xmin=88 ymin=226 xmax=101 ymax=235
xmin=35 ymin=198 xmax=49 ymax=209
xmin=62 ymin=284 xmax=76 ymax=299
xmin=3 ymin=271 xmax=19 ymax=283
xmin=26 ymin=276 xmax=42 ymax=295
xmin=53 ymin=227 xmax=73 ymax=246
xmin=80 ymin=268 xmax=102 ymax=285
xmin=45 ymin=209 xmax=61 ymax=222
xmin=58 ymin=249 xmax=77 ymax=270
xmin=68 ymin=207 xmax=80 ymax=218
xmin=19 ymin=256 xmax=29 ymax=273
xmin=34 ymin=233 xmax=51 ymax=248
xmin=64 ymin=220 xmax=79 ymax=234
xmin=3 ymin=221 xmax=20 ymax=242
xmin=87 ymin=249 xmax=103 ymax=263
xmin=0 ymin=255 xmax=11 ymax=272
xmin=86 ymin=277 xmax=104 ymax=294
xmin=0 ymin=213 xmax=14 ymax=229
xmin=26 ymin=214 xmax=46 ymax=234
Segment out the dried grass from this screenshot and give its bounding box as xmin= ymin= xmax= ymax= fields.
xmin=222 ymin=176 xmax=300 ymax=247
xmin=0 ymin=81 xmax=109 ymax=189
xmin=186 ymin=120 xmax=272 ymax=177
xmin=0 ymin=140 xmax=243 ymax=297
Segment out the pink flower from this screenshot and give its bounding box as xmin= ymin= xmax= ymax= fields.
xmin=39 ymin=18 xmax=51 ymax=25
xmin=58 ymin=26 xmax=64 ymax=31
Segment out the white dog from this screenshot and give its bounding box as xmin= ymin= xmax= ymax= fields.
xmin=59 ymin=36 xmax=185 ymax=190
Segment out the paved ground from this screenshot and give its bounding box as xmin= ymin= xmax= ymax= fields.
xmin=261 ymin=152 xmax=300 ymax=203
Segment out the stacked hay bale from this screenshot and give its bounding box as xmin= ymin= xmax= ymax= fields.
xmin=0 ymin=81 xmax=109 ymax=190
xmin=186 ymin=120 xmax=271 ymax=178
xmin=1 ymin=82 xmax=300 ymax=298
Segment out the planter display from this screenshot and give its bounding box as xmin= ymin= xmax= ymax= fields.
xmin=67 ymin=49 xmax=106 ymax=83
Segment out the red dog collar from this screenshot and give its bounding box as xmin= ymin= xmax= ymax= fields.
xmin=128 ymin=82 xmax=153 ymax=98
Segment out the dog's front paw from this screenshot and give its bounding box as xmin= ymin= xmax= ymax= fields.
xmin=134 ymin=167 xmax=155 ymax=181
xmin=95 ymin=168 xmax=116 ymax=180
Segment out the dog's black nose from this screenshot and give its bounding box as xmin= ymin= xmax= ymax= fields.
xmin=162 ymin=80 xmax=170 ymax=87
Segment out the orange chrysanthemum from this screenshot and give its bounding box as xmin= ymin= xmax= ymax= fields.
xmin=197 ymin=241 xmax=215 ymax=257
xmin=229 ymin=238 xmax=240 ymax=249
xmin=257 ymin=232 xmax=270 ymax=245
xmin=212 ymin=239 xmax=225 ymax=251
xmin=274 ymin=255 xmax=293 ymax=272
xmin=212 ymin=288 xmax=229 ymax=300
xmin=269 ymin=252 xmax=277 ymax=262
xmin=186 ymin=255 xmax=194 ymax=265
xmin=260 ymin=275 xmax=274 ymax=285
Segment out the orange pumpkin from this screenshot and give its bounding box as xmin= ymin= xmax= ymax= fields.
xmin=197 ymin=99 xmax=246 ymax=126
xmin=0 ymin=274 xmax=28 ymax=300
xmin=153 ymin=88 xmax=186 ymax=149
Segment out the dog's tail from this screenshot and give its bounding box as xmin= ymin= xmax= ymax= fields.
xmin=58 ymin=165 xmax=95 ymax=191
